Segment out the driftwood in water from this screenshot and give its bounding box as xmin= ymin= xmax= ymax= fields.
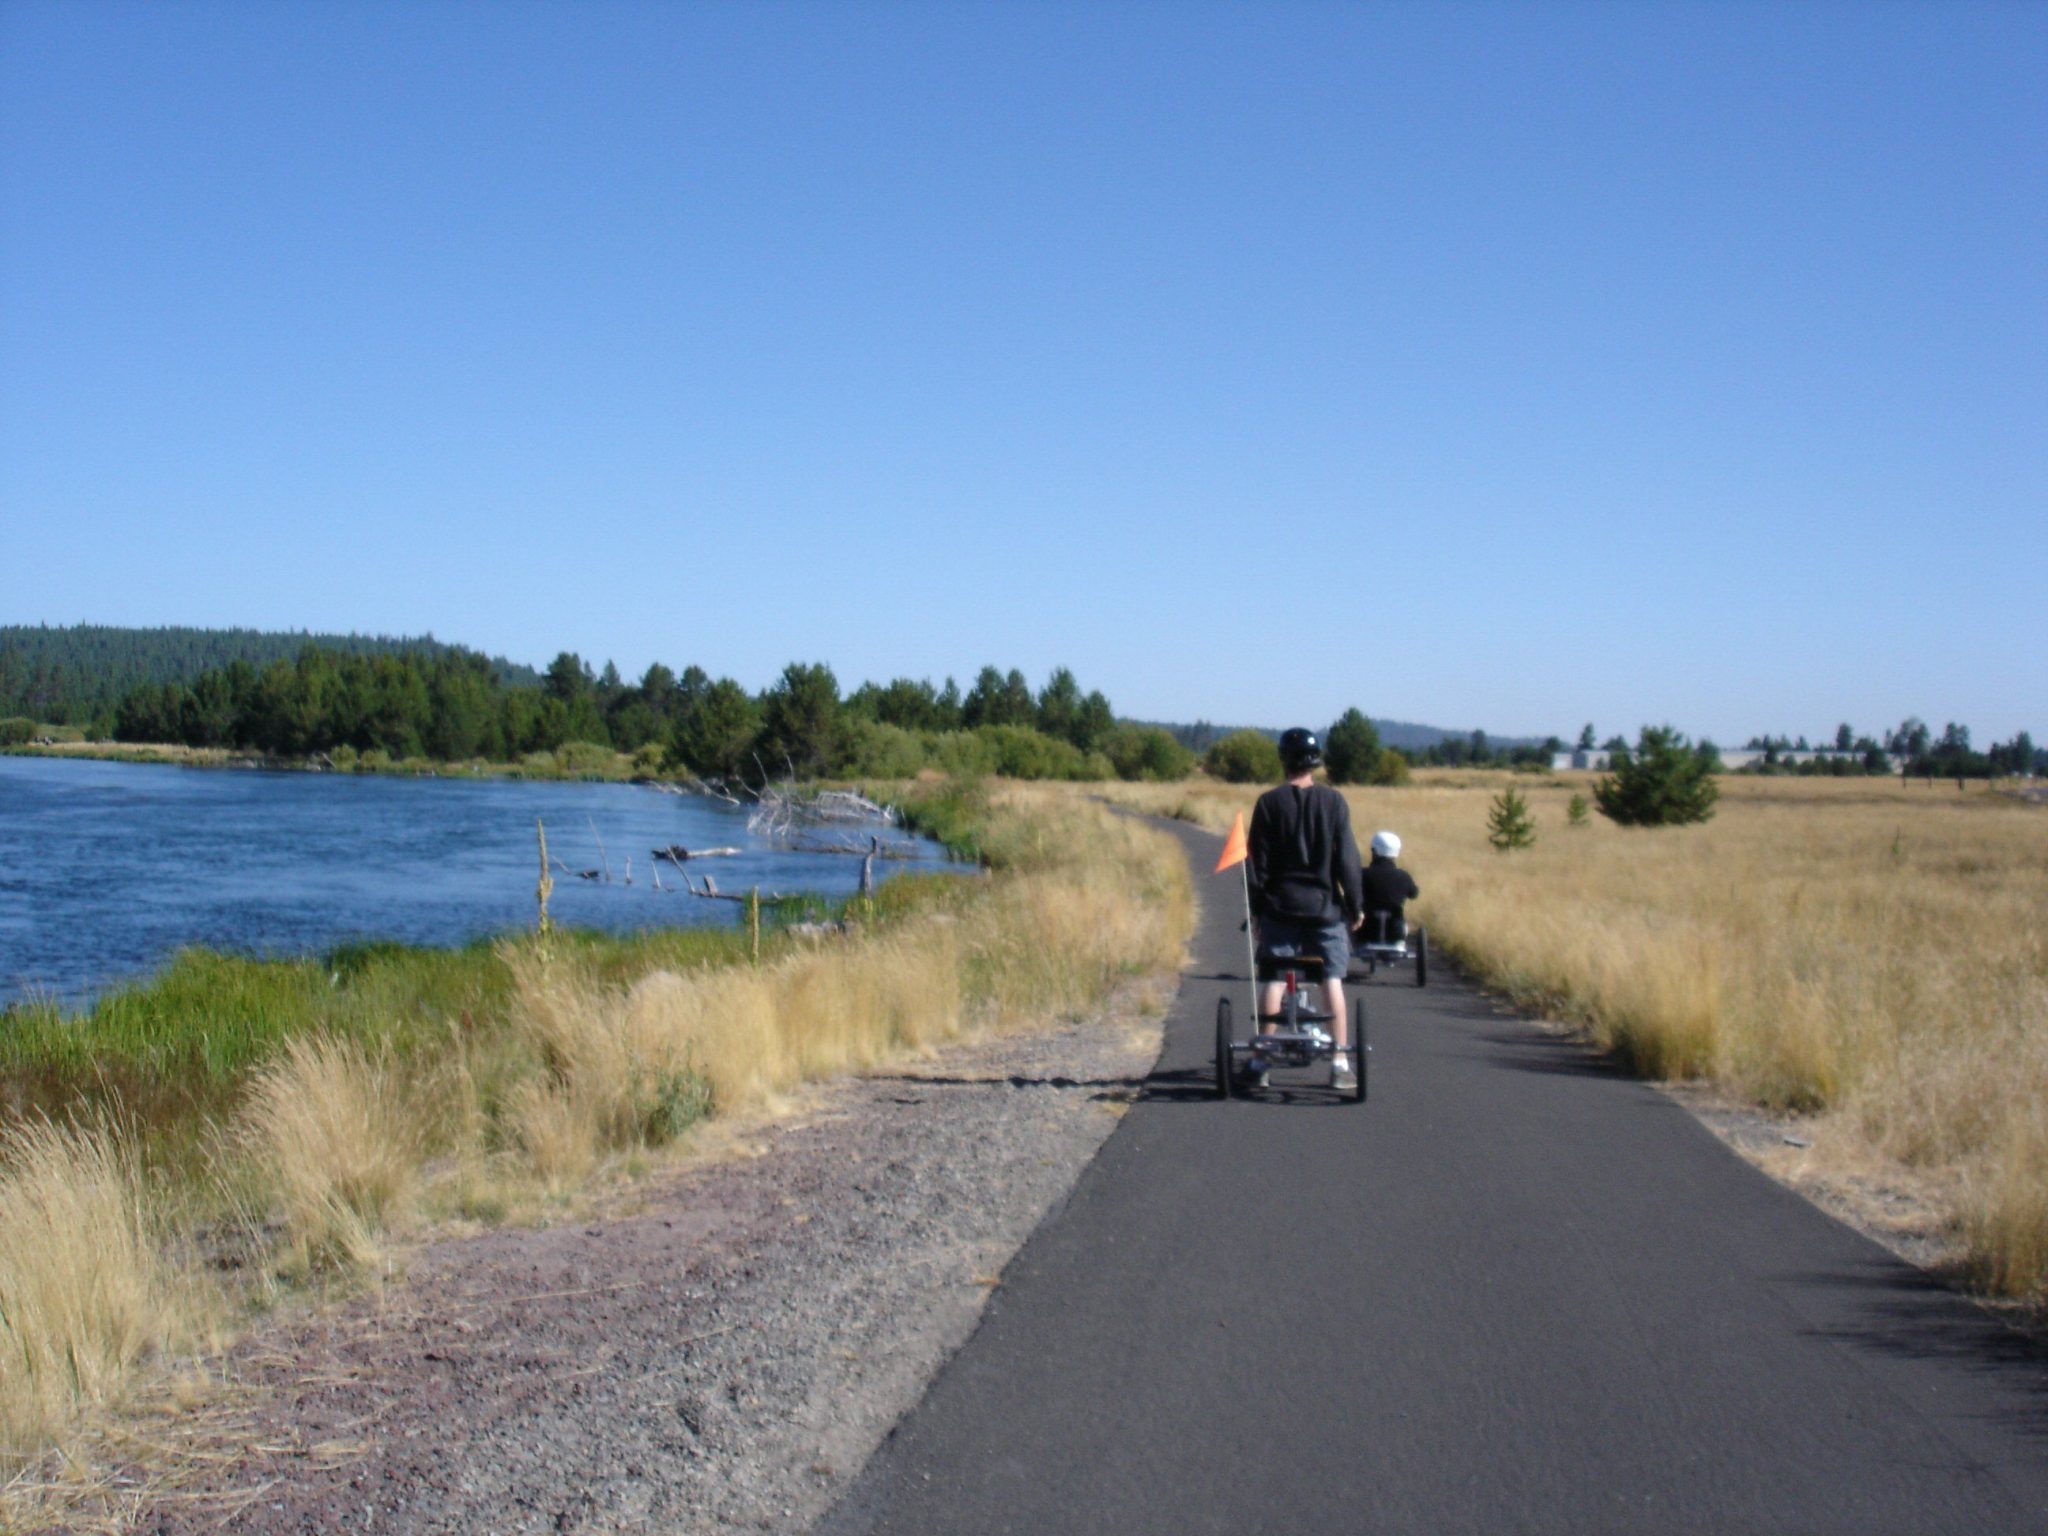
xmin=671 ymin=873 xmax=800 ymax=904
xmin=651 ymin=844 xmax=742 ymax=865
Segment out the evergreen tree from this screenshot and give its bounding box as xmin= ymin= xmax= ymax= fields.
xmin=1036 ymin=667 xmax=1083 ymax=745
xmin=1487 ymin=786 xmax=1536 ymax=851
xmin=1072 ymin=690 xmax=1115 ymax=753
xmin=674 ymin=678 xmax=760 ymax=779
xmin=543 ymin=652 xmax=593 ymax=704
xmin=1593 ymin=726 xmax=1720 ymax=827
xmin=1324 ymin=708 xmax=1381 ymax=785
xmin=757 ymin=662 xmax=842 ymax=778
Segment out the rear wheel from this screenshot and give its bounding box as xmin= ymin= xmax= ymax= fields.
xmin=1414 ymin=928 xmax=1429 ymax=988
xmin=1215 ymin=997 xmax=1234 ymax=1100
xmin=1353 ymin=994 xmax=1370 ymax=1103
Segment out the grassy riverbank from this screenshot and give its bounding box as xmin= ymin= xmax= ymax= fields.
xmin=1100 ymin=772 xmax=2048 ymax=1302
xmin=0 ymin=778 xmax=1191 ymax=1497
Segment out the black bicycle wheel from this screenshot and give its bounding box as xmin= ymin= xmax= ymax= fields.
xmin=1414 ymin=928 xmax=1429 ymax=988
xmin=1353 ymin=996 xmax=1369 ymax=1102
xmin=1215 ymin=996 xmax=1234 ymax=1100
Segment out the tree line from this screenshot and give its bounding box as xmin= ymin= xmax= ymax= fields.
xmin=1737 ymin=718 xmax=2042 ymax=780
xmin=92 ymin=645 xmax=1200 ymax=784
xmin=0 ymin=624 xmax=536 ymax=729
xmin=1197 ymin=709 xmax=1414 ymax=785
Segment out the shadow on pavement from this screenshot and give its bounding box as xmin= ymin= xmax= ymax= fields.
xmin=1783 ymin=1258 xmax=2048 ymax=1446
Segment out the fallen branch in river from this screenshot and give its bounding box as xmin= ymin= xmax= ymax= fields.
xmin=651 ymin=845 xmax=742 ymax=864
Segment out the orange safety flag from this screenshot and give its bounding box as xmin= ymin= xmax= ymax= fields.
xmin=1213 ymin=810 xmax=1249 ymax=873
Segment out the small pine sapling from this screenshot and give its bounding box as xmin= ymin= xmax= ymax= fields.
xmin=1488 ymin=786 xmax=1537 ymax=852
xmin=1567 ymin=792 xmax=1589 ymax=828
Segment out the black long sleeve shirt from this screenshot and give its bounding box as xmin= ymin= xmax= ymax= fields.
xmin=1362 ymin=854 xmax=1419 ymax=914
xmin=1246 ymin=782 xmax=1364 ymax=924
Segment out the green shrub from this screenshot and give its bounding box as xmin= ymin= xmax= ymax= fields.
xmin=1203 ymin=730 xmax=1283 ymax=784
xmin=0 ymin=717 xmax=35 ymax=746
xmin=924 ymin=730 xmax=999 ymax=778
xmin=842 ymin=719 xmax=930 ymax=779
xmin=1106 ymin=725 xmax=1195 ymax=782
xmin=1595 ymin=726 xmax=1720 ymax=827
xmin=1370 ymin=747 xmax=1411 ymax=786
xmin=553 ymin=740 xmax=619 ymax=778
xmin=977 ymin=724 xmax=1103 ymax=780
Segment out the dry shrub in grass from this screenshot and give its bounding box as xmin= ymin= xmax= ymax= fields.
xmin=238 ymin=1035 xmax=419 ymax=1271
xmin=0 ymin=1117 xmax=178 ymax=1467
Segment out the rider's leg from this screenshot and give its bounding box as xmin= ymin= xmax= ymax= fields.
xmin=1321 ymin=978 xmax=1349 ymax=1051
xmin=1258 ymin=982 xmax=1283 ymax=1034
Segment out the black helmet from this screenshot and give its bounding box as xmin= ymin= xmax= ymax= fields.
xmin=1278 ymin=727 xmax=1322 ymax=771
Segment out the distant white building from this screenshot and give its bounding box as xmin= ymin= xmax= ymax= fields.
xmin=1551 ymin=748 xmax=1897 ymax=774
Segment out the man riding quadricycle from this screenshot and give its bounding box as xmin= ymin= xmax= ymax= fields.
xmin=1213 ymin=727 xmax=1374 ymax=1102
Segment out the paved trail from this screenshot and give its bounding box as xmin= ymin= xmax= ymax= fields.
xmin=823 ymin=820 xmax=2048 ymax=1535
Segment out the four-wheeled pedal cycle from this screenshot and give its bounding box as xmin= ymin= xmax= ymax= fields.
xmin=1215 ymin=954 xmax=1368 ymax=1103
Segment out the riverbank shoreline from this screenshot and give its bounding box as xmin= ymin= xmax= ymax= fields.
xmin=3 ymin=738 xmax=663 ymax=783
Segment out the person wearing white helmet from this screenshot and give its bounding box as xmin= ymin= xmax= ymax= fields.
xmin=1362 ymin=830 xmax=1419 ymax=945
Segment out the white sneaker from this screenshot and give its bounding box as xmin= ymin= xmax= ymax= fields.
xmin=1331 ymin=1057 xmax=1356 ymax=1086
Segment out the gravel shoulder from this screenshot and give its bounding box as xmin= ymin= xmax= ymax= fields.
xmin=133 ymin=988 xmax=1167 ymax=1535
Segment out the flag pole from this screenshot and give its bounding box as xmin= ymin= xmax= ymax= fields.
xmin=1240 ymin=859 xmax=1258 ymax=1026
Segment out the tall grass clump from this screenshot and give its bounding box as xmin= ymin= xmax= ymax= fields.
xmin=0 ymin=1116 xmax=180 ymax=1467
xmin=237 ymin=1035 xmax=422 ymax=1271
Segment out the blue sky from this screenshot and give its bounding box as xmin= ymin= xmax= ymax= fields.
xmin=3 ymin=1 xmax=2041 ymax=743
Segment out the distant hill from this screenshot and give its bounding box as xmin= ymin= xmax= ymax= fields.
xmin=0 ymin=624 xmax=540 ymax=726
xmin=1134 ymin=718 xmax=1550 ymax=755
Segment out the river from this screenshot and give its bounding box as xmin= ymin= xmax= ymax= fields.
xmin=0 ymin=756 xmax=958 ymax=1009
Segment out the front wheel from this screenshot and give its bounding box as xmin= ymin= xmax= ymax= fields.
xmin=1414 ymin=928 xmax=1429 ymax=988
xmin=1215 ymin=997 xmax=1234 ymax=1100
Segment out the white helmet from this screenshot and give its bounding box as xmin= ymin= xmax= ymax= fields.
xmin=1371 ymin=830 xmax=1402 ymax=859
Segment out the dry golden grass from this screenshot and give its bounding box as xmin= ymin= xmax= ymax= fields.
xmin=236 ymin=1035 xmax=422 ymax=1274
xmin=0 ymin=1117 xmax=183 ymax=1474
xmin=1100 ymin=771 xmax=2048 ymax=1298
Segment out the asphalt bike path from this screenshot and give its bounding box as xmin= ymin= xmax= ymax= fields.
xmin=820 ymin=821 xmax=2048 ymax=1535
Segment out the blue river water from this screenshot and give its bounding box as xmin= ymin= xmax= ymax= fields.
xmin=0 ymin=756 xmax=959 ymax=1009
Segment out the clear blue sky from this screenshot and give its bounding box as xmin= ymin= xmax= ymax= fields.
xmin=3 ymin=1 xmax=2041 ymax=744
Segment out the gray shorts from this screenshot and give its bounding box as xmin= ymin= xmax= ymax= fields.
xmin=1257 ymin=915 xmax=1351 ymax=976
